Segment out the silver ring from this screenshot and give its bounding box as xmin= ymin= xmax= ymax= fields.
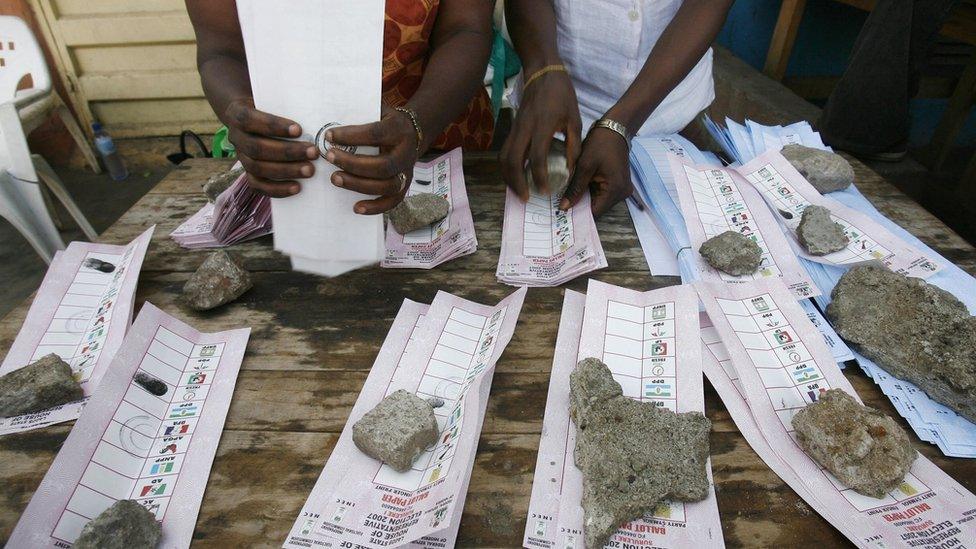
xmin=316 ymin=122 xmax=357 ymax=161
xmin=397 ymin=172 xmax=408 ymax=192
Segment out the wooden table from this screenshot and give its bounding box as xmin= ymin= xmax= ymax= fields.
xmin=1 ymin=154 xmax=975 ymax=548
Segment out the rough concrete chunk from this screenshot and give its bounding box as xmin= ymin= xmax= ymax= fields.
xmin=73 ymin=499 xmax=161 ymax=549
xmin=0 ymin=354 xmax=83 ymax=417
xmin=388 ymin=193 xmax=450 ymax=235
xmin=781 ymin=144 xmax=854 ymax=193
xmin=570 ymin=358 xmax=711 ymax=548
xmin=352 ymin=389 xmax=439 ymax=472
xmin=204 ymin=165 xmax=244 ymax=202
xmin=526 ymin=141 xmax=571 ymax=197
xmin=792 ymin=389 xmax=916 ymax=498
xmin=699 ymin=230 xmax=762 ymax=276
xmin=182 ymin=250 xmax=253 ymax=311
xmin=797 ymin=205 xmax=849 ymax=255
xmin=827 ymin=264 xmax=976 ymax=423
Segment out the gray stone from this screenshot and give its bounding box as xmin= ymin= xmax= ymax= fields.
xmin=203 ymin=165 xmax=245 ymax=203
xmin=781 ymin=144 xmax=854 ymax=193
xmin=526 ymin=141 xmax=571 ymax=197
xmin=570 ymin=358 xmax=711 ymax=548
xmin=797 ymin=205 xmax=849 ymax=255
xmin=387 ymin=193 xmax=450 ymax=235
xmin=182 ymin=251 xmax=253 ymax=312
xmin=352 ymin=389 xmax=439 ymax=472
xmin=827 ymin=264 xmax=976 ymax=423
xmin=792 ymin=389 xmax=916 ymax=498
xmin=699 ymin=230 xmax=762 ymax=276
xmin=73 ymin=499 xmax=161 ymax=549
xmin=0 ymin=354 xmax=83 ymax=418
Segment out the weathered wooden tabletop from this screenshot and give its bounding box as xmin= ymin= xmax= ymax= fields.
xmin=1 ymin=155 xmax=975 ymax=548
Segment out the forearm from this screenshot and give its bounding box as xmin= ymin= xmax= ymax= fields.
xmin=406 ymin=24 xmax=493 ymax=152
xmin=505 ymin=0 xmax=562 ymax=74
xmin=198 ymin=53 xmax=253 ymax=124
xmin=606 ymin=0 xmax=733 ymax=131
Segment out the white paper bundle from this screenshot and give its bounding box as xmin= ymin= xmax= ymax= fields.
xmin=237 ymin=0 xmax=385 ymax=277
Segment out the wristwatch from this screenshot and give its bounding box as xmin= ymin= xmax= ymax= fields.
xmin=591 ymin=117 xmax=631 ymax=146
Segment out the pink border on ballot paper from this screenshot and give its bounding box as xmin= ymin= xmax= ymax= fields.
xmin=6 ymin=302 xmax=250 ymax=548
xmin=0 ymin=227 xmax=154 ymax=435
xmin=697 ymin=279 xmax=976 ymax=547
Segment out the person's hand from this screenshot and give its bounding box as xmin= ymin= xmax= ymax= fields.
xmin=501 ymin=69 xmax=582 ymax=200
xmin=324 ymin=104 xmax=420 ymax=214
xmin=560 ymin=127 xmax=633 ymax=217
xmin=224 ymin=98 xmax=319 ymax=197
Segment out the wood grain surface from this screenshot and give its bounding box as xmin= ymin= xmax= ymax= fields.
xmin=1 ymin=156 xmax=974 ymax=548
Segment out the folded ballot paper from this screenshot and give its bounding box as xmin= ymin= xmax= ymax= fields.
xmin=705 ymin=118 xmax=976 ymax=458
xmin=497 ymin=188 xmax=607 ymax=286
xmin=7 ymin=303 xmax=250 ymax=548
xmin=524 ymin=282 xmax=724 ymax=549
xmin=697 ymin=279 xmax=976 ymax=548
xmin=170 ymin=170 xmax=272 ymax=249
xmin=237 ymin=0 xmax=385 ymax=277
xmin=382 ymin=148 xmax=478 ymax=269
xmin=284 ymin=288 xmax=526 ymax=548
xmin=0 ymin=228 xmax=153 ymax=436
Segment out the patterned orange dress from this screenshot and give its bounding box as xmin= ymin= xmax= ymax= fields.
xmin=383 ymin=0 xmax=494 ymax=151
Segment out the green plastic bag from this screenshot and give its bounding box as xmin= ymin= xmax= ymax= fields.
xmin=212 ymin=126 xmax=236 ymax=158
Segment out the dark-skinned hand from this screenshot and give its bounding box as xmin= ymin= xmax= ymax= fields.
xmin=325 ymin=104 xmax=420 ymax=214
xmin=560 ymin=127 xmax=633 ymax=217
xmin=500 ymin=70 xmax=582 ymax=200
xmin=225 ymin=97 xmax=319 ymax=198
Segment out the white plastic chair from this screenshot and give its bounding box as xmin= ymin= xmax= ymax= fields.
xmin=0 ymin=15 xmax=97 ymax=264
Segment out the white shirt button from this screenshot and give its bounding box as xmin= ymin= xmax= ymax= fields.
xmin=629 ymin=10 xmax=639 ymax=21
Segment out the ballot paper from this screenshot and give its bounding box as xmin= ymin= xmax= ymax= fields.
xmin=668 ymin=153 xmax=819 ymax=299
xmin=0 ymin=228 xmax=154 ymax=436
xmin=628 ymin=137 xmax=850 ymax=363
xmin=237 ymin=0 xmax=385 ymax=276
xmin=738 ymin=151 xmax=940 ymax=278
xmin=697 ymin=279 xmax=976 ymax=548
xmin=284 ymin=287 xmax=527 ymax=548
xmin=382 ymin=148 xmax=477 ymax=269
xmin=524 ymin=282 xmax=724 ymax=549
xmin=170 ymin=172 xmax=272 ymax=249
xmin=705 ymin=117 xmax=976 ymax=456
xmin=497 ymin=188 xmax=607 ymax=286
xmin=7 ymin=303 xmax=250 ymax=548
xmin=627 ymin=195 xmax=680 ymax=277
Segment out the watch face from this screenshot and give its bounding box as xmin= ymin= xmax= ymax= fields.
xmin=316 ymin=122 xmax=358 ymax=161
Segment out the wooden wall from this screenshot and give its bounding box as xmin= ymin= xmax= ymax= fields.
xmin=29 ymin=0 xmax=218 ymax=138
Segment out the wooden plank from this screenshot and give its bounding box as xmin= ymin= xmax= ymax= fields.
xmin=56 ymin=12 xmax=193 ymax=46
xmin=53 ymin=0 xmax=185 ymax=16
xmin=72 ymin=43 xmax=198 ymax=74
xmin=80 ymin=69 xmax=203 ymax=100
xmin=762 ymin=0 xmax=808 ymax=82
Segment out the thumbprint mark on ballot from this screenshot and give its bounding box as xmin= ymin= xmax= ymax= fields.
xmin=82 ymin=258 xmax=116 ymax=273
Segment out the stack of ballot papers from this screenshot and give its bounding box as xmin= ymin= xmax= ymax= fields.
xmin=0 ymin=228 xmax=154 ymax=436
xmin=704 ymin=117 xmax=976 ymax=458
xmin=496 ymin=189 xmax=606 ymax=286
xmin=524 ymin=281 xmax=725 ymax=549
xmin=698 ymin=279 xmax=976 ymax=548
xmin=382 ymin=148 xmax=478 ymax=269
xmin=7 ymin=303 xmax=250 ymax=547
xmin=284 ymin=288 xmax=526 ymax=548
xmin=170 ymin=171 xmax=272 ymax=249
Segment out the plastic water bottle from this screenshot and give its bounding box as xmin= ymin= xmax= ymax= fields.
xmin=92 ymin=122 xmax=128 ymax=181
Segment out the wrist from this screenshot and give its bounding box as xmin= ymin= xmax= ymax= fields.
xmin=396 ymin=104 xmax=426 ymax=156
xmin=604 ymin=103 xmax=648 ymax=135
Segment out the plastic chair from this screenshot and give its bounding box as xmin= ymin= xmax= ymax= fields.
xmin=0 ymin=15 xmax=97 ymax=264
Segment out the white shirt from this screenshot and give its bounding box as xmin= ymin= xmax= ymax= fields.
xmin=513 ymin=0 xmax=714 ymax=137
